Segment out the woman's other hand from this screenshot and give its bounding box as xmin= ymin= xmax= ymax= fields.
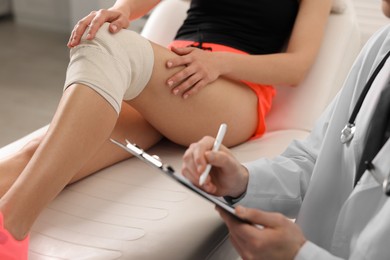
xmin=166 ymin=47 xmax=223 ymax=99
xmin=217 ymin=206 xmax=306 ymax=260
xmin=67 ymin=8 xmax=130 ymax=48
xmin=181 ymin=136 xmax=248 ymax=198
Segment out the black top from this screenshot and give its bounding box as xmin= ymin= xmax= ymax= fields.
xmin=175 ymin=0 xmax=299 ymax=54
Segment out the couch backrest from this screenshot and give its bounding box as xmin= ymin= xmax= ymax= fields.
xmin=141 ymin=0 xmax=189 ymax=47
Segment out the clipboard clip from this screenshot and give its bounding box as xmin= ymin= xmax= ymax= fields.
xmin=110 ymin=139 xmax=175 ymax=174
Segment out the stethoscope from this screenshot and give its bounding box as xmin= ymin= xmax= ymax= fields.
xmin=340 ymin=50 xmax=390 ymax=195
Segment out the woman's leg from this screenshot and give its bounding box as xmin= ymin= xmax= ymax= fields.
xmin=0 ymin=27 xmax=258 ymax=244
xmin=0 ymin=86 xmax=162 ymax=241
xmin=0 ymin=85 xmax=118 ymax=240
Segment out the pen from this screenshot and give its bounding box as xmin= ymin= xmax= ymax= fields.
xmin=199 ymin=123 xmax=227 ymax=186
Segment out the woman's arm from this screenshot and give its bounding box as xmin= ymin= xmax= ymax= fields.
xmin=167 ymin=0 xmax=333 ymax=91
xmin=219 ymin=0 xmax=333 ymax=86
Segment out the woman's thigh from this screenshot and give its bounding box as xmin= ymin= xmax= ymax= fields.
xmin=129 ymin=42 xmax=259 ymax=147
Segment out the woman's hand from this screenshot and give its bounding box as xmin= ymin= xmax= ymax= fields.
xmin=166 ymin=47 xmax=223 ymax=99
xmin=181 ymin=136 xmax=248 ymax=198
xmin=217 ymin=206 xmax=306 ymax=260
xmin=67 ymin=8 xmax=130 ymax=48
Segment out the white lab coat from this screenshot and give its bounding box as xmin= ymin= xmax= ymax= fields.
xmin=239 ymin=24 xmax=390 ymax=259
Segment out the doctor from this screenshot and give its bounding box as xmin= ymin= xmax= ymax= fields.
xmin=182 ymin=1 xmax=390 ymax=259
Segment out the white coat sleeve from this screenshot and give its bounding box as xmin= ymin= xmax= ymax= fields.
xmin=237 ymin=99 xmax=336 ymax=218
xmin=295 ymin=242 xmax=343 ymax=260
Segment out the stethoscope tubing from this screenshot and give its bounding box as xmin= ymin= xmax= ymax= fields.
xmin=341 ymin=50 xmax=390 ymax=195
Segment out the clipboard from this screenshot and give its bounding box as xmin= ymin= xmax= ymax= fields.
xmin=110 ymin=138 xmax=246 ymax=222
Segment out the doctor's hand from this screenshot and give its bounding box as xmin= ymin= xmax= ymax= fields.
xmin=217 ymin=206 xmax=306 ymax=260
xmin=181 ymin=136 xmax=249 ymax=198
xmin=67 ymin=8 xmax=130 ymax=48
xmin=166 ymin=47 xmax=222 ymax=99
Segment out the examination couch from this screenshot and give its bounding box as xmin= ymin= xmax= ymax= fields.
xmin=0 ymin=0 xmax=360 ymax=259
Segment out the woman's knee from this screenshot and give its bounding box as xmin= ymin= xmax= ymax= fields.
xmin=64 ymin=23 xmax=155 ymax=115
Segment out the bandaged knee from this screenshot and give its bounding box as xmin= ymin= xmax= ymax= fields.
xmin=64 ymin=23 xmax=154 ymax=114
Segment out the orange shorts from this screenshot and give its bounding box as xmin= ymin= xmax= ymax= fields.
xmin=168 ymin=40 xmax=276 ymax=139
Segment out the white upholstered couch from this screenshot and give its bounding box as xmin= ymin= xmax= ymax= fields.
xmin=0 ymin=0 xmax=360 ymax=259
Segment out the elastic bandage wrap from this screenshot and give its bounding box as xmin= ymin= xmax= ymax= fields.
xmin=64 ymin=23 xmax=154 ymax=114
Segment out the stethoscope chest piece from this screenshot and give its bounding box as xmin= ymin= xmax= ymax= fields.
xmin=341 ymin=50 xmax=390 ymax=145
xmin=340 ymin=123 xmax=356 ymax=144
